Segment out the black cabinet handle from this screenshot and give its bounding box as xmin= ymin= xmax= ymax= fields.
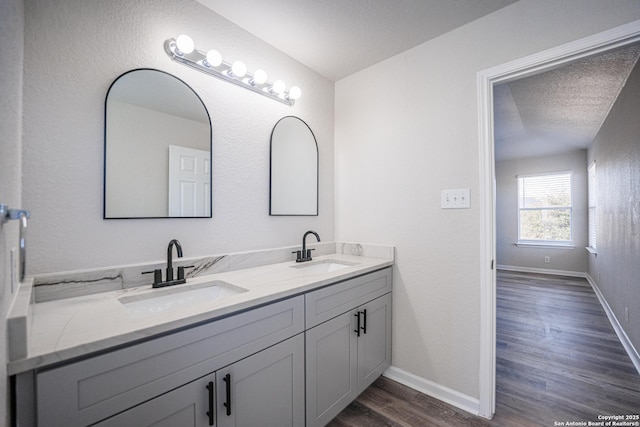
xmin=223 ymin=373 xmax=231 ymax=416
xmin=362 ymin=309 xmax=367 ymax=334
xmin=354 ymin=312 xmax=361 ymax=337
xmin=206 ymin=381 xmax=214 ymax=426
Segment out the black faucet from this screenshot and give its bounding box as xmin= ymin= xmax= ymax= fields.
xmin=142 ymin=239 xmax=194 ymax=288
xmin=166 ymin=239 xmax=183 ymax=281
xmin=294 ymin=230 xmax=320 ymax=262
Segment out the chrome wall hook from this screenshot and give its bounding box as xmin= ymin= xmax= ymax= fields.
xmin=1 ymin=204 xmax=31 ymax=281
xmin=1 ymin=204 xmax=30 ymax=224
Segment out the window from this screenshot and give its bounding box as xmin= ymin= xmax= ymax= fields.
xmin=588 ymin=162 xmax=597 ymax=251
xmin=518 ymin=172 xmax=572 ymax=243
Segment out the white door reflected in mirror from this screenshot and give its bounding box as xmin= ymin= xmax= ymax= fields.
xmin=168 ymin=145 xmax=211 ymax=217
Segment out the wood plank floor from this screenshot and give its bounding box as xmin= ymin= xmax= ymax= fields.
xmin=328 ymin=271 xmax=640 ymax=426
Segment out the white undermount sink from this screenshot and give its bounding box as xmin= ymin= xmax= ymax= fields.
xmin=290 ymin=259 xmax=360 ymax=274
xmin=119 ymin=280 xmax=247 ymax=317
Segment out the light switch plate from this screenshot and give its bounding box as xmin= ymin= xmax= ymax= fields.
xmin=441 ymin=188 xmax=470 ymax=209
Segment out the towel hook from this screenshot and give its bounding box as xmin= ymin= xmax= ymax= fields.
xmin=1 ymin=204 xmax=30 ymax=281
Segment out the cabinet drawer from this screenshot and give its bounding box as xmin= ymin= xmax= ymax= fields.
xmin=36 ymin=296 xmax=304 ymax=427
xmin=305 ymin=268 xmax=391 ymax=329
xmin=94 ymin=374 xmax=212 ymax=427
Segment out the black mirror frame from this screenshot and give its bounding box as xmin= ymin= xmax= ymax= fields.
xmin=103 ymin=68 xmax=213 ymax=219
xmin=269 ymin=115 xmax=319 ymax=216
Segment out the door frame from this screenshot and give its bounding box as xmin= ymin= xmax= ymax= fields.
xmin=477 ymin=19 xmax=640 ymax=419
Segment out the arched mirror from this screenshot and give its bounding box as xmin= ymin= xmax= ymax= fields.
xmin=270 ymin=116 xmax=318 ymax=216
xmin=104 ymin=69 xmax=212 ymax=218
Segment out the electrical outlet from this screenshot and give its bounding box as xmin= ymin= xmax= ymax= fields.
xmin=544 ymin=256 xmax=550 ymax=264
xmin=625 ymin=307 xmax=629 ymax=324
xmin=441 ymin=188 xmax=470 ymax=209
xmin=597 ymin=272 xmax=601 ymax=282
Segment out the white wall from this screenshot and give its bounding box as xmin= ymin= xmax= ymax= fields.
xmin=0 ymin=0 xmax=24 ymax=422
xmin=22 ymin=0 xmax=334 ymax=274
xmin=335 ymin=0 xmax=640 ymax=402
xmin=588 ymin=58 xmax=640 ymax=354
xmin=496 ymin=151 xmax=589 ymax=273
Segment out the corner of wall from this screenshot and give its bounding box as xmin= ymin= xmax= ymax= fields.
xmin=0 ymin=0 xmax=24 ymax=423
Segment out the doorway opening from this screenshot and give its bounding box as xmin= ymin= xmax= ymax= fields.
xmin=477 ymin=20 xmax=640 ymax=418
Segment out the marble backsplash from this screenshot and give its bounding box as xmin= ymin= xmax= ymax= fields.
xmin=31 ymin=242 xmax=395 ymax=303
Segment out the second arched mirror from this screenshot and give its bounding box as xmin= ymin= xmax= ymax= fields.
xmin=270 ymin=116 xmax=318 ymax=216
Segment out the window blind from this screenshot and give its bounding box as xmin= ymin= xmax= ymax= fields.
xmin=517 ymin=172 xmax=572 ymax=242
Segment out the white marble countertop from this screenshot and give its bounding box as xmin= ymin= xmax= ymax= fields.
xmin=8 ymin=245 xmax=393 ymax=375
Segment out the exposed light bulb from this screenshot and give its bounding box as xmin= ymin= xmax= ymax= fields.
xmin=204 ymin=49 xmax=222 ymax=67
xmin=175 ymin=34 xmax=195 ymax=55
xmin=271 ymin=80 xmax=286 ymax=94
xmin=287 ymin=86 xmax=301 ymax=100
xmin=230 ymin=61 xmax=247 ymax=78
xmin=165 ymin=35 xmax=299 ymax=106
xmin=251 ymin=69 xmax=268 ymax=85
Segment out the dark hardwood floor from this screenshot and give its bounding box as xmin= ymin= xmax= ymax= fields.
xmin=329 ymin=271 xmax=640 ymax=426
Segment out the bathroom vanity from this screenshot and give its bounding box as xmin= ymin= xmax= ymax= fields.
xmin=9 ymin=243 xmax=393 ymax=427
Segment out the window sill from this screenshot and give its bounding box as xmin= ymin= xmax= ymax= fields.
xmin=585 ymin=246 xmax=598 ymax=255
xmin=515 ymin=242 xmax=576 ymax=250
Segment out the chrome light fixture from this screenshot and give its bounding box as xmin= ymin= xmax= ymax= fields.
xmin=165 ymin=35 xmax=301 ymax=106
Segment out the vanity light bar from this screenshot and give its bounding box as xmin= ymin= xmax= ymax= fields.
xmin=164 ymin=35 xmax=301 ymax=106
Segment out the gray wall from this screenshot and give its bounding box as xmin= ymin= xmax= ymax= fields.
xmin=0 ymin=0 xmax=24 ymax=423
xmin=587 ymin=58 xmax=640 ymax=354
xmin=496 ymin=151 xmax=589 ymax=274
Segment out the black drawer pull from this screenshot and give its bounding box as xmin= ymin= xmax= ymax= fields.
xmin=354 ymin=312 xmax=361 ymax=337
xmin=206 ymin=381 xmax=214 ymax=426
xmin=361 ymin=309 xmax=367 ymax=334
xmin=223 ymin=373 xmax=232 ymax=416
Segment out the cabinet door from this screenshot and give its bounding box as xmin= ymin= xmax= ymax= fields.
xmin=216 ymin=334 xmax=304 ymax=427
xmin=305 ymin=310 xmax=358 ymax=427
xmin=357 ymin=293 xmax=392 ymax=393
xmin=95 ymin=375 xmax=215 ymax=427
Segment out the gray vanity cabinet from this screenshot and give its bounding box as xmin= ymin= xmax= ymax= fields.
xmin=33 ymin=296 xmax=304 ymax=427
xmin=95 ymin=334 xmax=304 ymax=427
xmin=304 ymin=268 xmax=392 ymax=427
xmin=18 ymin=267 xmax=392 ymax=427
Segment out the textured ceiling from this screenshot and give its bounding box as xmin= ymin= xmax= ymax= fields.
xmin=195 ymin=0 xmax=517 ymax=81
xmin=494 ymin=44 xmax=640 ymax=161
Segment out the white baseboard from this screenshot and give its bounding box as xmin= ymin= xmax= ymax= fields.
xmin=585 ymin=274 xmax=640 ymax=375
xmin=383 ymin=366 xmax=481 ymax=417
xmin=497 ymin=264 xmax=587 ymax=278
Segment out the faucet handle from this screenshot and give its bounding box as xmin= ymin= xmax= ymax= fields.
xmin=142 ymin=269 xmax=162 ymax=285
xmin=306 ymin=248 xmax=316 ymax=260
xmin=292 ymin=250 xmax=302 ymax=262
xmin=177 ymin=265 xmax=195 ymax=280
